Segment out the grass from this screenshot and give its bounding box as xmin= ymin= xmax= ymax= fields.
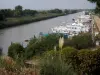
xmin=40 ymin=50 xmax=77 ymax=75
xmin=0 ymin=13 xmax=64 ymax=29
xmin=0 ymin=56 xmax=39 ymax=75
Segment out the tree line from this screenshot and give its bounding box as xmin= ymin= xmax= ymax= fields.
xmin=0 ymin=5 xmax=38 ymax=21
xmin=0 ymin=5 xmax=79 ymax=21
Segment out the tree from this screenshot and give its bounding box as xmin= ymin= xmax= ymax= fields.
xmin=48 ymin=9 xmax=63 ymax=13
xmin=23 ymin=9 xmax=38 ymax=16
xmin=14 ymin=5 xmax=23 ymax=16
xmin=0 ymin=9 xmax=14 ymax=20
xmin=88 ymin=0 xmax=100 ymax=14
xmin=88 ymin=0 xmax=97 ymax=3
xmin=8 ymin=43 xmax=24 ymax=59
xmin=65 ymin=33 xmax=94 ymax=49
xmin=76 ymin=49 xmax=100 ymax=75
xmin=25 ymin=34 xmax=60 ymax=59
xmin=64 ymin=9 xmax=69 ymax=14
xmin=6 ymin=9 xmax=14 ymax=17
xmin=60 ymin=47 xmax=78 ymax=64
xmin=0 ymin=13 xmax=5 ymax=21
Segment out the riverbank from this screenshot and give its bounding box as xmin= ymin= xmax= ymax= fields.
xmin=0 ymin=13 xmax=65 ymax=29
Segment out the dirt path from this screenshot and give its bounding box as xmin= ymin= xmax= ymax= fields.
xmin=93 ymin=15 xmax=100 ymax=32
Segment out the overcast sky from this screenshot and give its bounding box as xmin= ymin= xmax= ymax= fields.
xmin=0 ymin=0 xmax=96 ymax=10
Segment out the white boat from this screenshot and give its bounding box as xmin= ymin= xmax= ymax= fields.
xmin=76 ymin=11 xmax=92 ymax=23
xmin=51 ymin=22 xmax=89 ymax=34
xmin=51 ymin=11 xmax=91 ymax=38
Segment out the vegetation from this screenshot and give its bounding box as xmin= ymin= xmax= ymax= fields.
xmin=88 ymin=0 xmax=100 ymax=14
xmin=40 ymin=50 xmax=77 ymax=75
xmin=0 ymin=56 xmax=37 ymax=75
xmin=64 ymin=33 xmax=95 ymax=49
xmin=40 ymin=47 xmax=100 ymax=75
xmin=8 ymin=43 xmax=24 ymax=59
xmin=7 ymin=33 xmax=94 ymax=60
xmin=0 ymin=5 xmax=78 ymax=29
xmin=24 ymin=34 xmax=60 ymax=59
xmin=4 ymin=32 xmax=100 ymax=75
xmin=40 ymin=46 xmax=100 ymax=75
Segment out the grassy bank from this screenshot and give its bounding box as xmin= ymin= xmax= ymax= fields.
xmin=0 ymin=13 xmax=65 ymax=29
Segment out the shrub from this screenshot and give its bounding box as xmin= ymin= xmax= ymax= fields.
xmin=40 ymin=50 xmax=77 ymax=75
xmin=65 ymin=33 xmax=94 ymax=49
xmin=25 ymin=34 xmax=60 ymax=59
xmin=0 ymin=56 xmax=37 ymax=75
xmin=60 ymin=47 xmax=77 ymax=63
xmin=8 ymin=43 xmax=24 ymax=59
xmin=73 ymin=49 xmax=100 ymax=75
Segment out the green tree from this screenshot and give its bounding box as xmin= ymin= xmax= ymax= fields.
xmin=0 ymin=9 xmax=14 ymax=19
xmin=88 ymin=0 xmax=100 ymax=14
xmin=8 ymin=43 xmax=24 ymax=59
xmin=49 ymin=9 xmax=63 ymax=13
xmin=64 ymin=9 xmax=69 ymax=14
xmin=14 ymin=5 xmax=23 ymax=17
xmin=76 ymin=49 xmax=100 ymax=75
xmin=0 ymin=13 xmax=5 ymax=21
xmin=23 ymin=9 xmax=38 ymax=16
xmin=65 ymin=33 xmax=94 ymax=49
xmin=25 ymin=34 xmax=60 ymax=59
xmin=60 ymin=47 xmax=77 ymax=63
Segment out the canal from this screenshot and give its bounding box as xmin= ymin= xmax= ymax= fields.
xmin=0 ymin=12 xmax=82 ymax=54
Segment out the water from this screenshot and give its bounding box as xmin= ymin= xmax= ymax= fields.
xmin=0 ymin=12 xmax=82 ymax=54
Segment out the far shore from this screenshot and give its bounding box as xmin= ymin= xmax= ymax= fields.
xmin=0 ymin=13 xmax=66 ymax=29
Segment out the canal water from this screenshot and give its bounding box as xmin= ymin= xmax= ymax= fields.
xmin=0 ymin=12 xmax=82 ymax=54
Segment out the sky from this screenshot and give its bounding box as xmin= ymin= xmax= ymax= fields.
xmin=0 ymin=0 xmax=96 ymax=10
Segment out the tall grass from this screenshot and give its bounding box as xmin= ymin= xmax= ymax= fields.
xmin=0 ymin=56 xmax=37 ymax=75
xmin=40 ymin=50 xmax=77 ymax=75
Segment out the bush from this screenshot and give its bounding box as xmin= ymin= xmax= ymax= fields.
xmin=0 ymin=56 xmax=37 ymax=75
xmin=40 ymin=50 xmax=77 ymax=75
xmin=25 ymin=34 xmax=60 ymax=59
xmin=72 ymin=49 xmax=100 ymax=75
xmin=59 ymin=47 xmax=100 ymax=75
xmin=60 ymin=47 xmax=77 ymax=63
xmin=8 ymin=43 xmax=24 ymax=59
xmin=65 ymin=33 xmax=94 ymax=49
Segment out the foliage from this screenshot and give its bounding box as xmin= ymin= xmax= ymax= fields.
xmin=65 ymin=33 xmax=94 ymax=49
xmin=0 ymin=47 xmax=2 ymax=56
xmin=25 ymin=34 xmax=60 ymax=59
xmin=88 ymin=0 xmax=100 ymax=14
xmin=88 ymin=0 xmax=98 ymax=3
xmin=40 ymin=50 xmax=77 ymax=75
xmin=60 ymin=47 xmax=77 ymax=64
xmin=23 ymin=9 xmax=38 ymax=16
xmin=0 ymin=9 xmax=14 ymax=18
xmin=14 ymin=5 xmax=23 ymax=17
xmin=0 ymin=10 xmax=6 ymax=21
xmin=64 ymin=9 xmax=70 ymax=14
xmin=8 ymin=43 xmax=24 ymax=59
xmin=95 ymin=33 xmax=100 ymax=40
xmin=0 ymin=56 xmax=37 ymax=75
xmin=0 ymin=5 xmax=78 ymax=29
xmin=74 ymin=49 xmax=100 ymax=75
xmin=48 ymin=9 xmax=63 ymax=13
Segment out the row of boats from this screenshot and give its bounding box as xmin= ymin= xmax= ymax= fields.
xmin=51 ymin=11 xmax=92 ymax=38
